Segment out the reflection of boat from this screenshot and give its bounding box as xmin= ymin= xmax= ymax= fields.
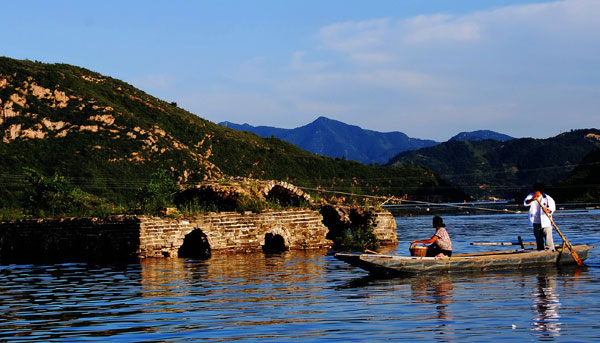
xmin=334 ymin=245 xmax=593 ymax=276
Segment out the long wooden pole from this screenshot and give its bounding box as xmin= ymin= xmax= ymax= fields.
xmin=536 ymin=198 xmax=585 ymax=266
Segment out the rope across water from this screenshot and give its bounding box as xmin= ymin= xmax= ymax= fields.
xmin=298 ymin=186 xmax=522 ymax=214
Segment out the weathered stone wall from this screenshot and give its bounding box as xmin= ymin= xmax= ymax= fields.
xmin=138 ymin=209 xmax=332 ymax=258
xmin=0 ymin=208 xmax=397 ymax=263
xmin=370 ymin=210 xmax=398 ymax=246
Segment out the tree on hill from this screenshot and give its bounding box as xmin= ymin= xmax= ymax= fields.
xmin=137 ymin=170 xmax=180 ymax=214
xmin=550 ymin=149 xmax=600 ymax=203
xmin=23 ymin=167 xmax=115 ymax=218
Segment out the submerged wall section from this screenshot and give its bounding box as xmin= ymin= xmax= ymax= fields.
xmin=0 ymin=208 xmax=397 ymax=263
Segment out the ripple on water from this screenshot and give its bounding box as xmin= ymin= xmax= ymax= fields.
xmin=1 ymin=211 xmax=600 ymax=342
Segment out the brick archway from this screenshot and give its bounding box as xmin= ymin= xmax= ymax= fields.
xmin=178 ymin=229 xmax=211 ymax=258
xmin=262 ymin=181 xmax=310 ymax=201
xmin=262 ymin=226 xmax=291 ymax=253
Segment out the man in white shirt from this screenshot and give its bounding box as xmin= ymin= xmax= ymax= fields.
xmin=524 ymin=183 xmax=556 ymax=251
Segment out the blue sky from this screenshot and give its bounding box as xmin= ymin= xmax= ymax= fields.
xmin=3 ymin=0 xmax=598 ymax=141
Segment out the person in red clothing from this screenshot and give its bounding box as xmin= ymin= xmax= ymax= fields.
xmin=412 ymin=216 xmax=453 ymax=257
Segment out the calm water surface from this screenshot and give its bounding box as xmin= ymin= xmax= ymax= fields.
xmin=2 ymin=210 xmax=600 ymax=342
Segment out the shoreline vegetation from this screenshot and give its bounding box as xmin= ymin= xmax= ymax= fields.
xmin=0 ymin=168 xmax=387 ymax=252
xmin=1 ymin=166 xmax=597 ymax=253
xmin=2 ymin=166 xmax=599 ymax=221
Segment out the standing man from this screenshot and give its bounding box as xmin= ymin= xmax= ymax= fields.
xmin=524 ymin=182 xmax=556 ymax=251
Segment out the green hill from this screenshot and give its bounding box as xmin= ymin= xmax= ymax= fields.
xmin=551 ymin=148 xmax=600 ymax=203
xmin=388 ymin=130 xmax=600 ymax=201
xmin=0 ymin=57 xmax=465 ymax=216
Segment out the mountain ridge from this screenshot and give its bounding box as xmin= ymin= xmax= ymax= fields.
xmin=221 ymin=116 xmax=439 ymax=165
xmin=220 ymin=118 xmax=517 ymax=165
xmin=450 ymin=130 xmax=514 ymax=142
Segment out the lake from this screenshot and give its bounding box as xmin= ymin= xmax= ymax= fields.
xmin=1 ymin=209 xmax=599 ymax=342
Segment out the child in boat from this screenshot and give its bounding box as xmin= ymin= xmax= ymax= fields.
xmin=412 ymin=216 xmax=453 ymax=257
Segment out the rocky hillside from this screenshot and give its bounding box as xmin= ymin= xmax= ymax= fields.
xmin=0 ymin=57 xmax=465 ymax=212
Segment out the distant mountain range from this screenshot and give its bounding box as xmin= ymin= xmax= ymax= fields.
xmin=220 ymin=118 xmax=600 ymax=201
xmin=220 ymin=117 xmax=514 ymax=165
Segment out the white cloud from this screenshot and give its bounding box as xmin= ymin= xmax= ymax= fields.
xmin=279 ymin=0 xmax=600 ymax=139
xmin=401 ymin=14 xmax=483 ymax=44
xmin=317 ymin=18 xmax=391 ymax=53
xmin=290 ymin=51 xmax=328 ymax=71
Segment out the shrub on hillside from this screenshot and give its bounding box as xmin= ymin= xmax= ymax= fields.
xmin=24 ymin=167 xmax=116 ymax=218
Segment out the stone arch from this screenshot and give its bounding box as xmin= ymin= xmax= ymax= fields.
xmin=174 ymin=186 xmax=239 ymax=212
xmin=178 ymin=229 xmax=211 ymax=258
xmin=262 ymin=227 xmax=291 ymax=253
xmin=262 ymin=181 xmax=311 ymax=207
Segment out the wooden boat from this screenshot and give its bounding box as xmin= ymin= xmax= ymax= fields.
xmin=334 ymin=244 xmax=594 ymax=276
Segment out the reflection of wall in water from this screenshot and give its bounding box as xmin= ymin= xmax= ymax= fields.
xmin=139 ymin=251 xmax=328 ymax=303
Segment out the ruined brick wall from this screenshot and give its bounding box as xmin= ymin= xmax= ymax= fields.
xmin=0 ymin=216 xmax=140 ymax=263
xmin=370 ymin=210 xmax=398 ymax=246
xmin=0 ymin=208 xmax=397 ymax=262
xmin=138 ymin=209 xmax=332 ymax=258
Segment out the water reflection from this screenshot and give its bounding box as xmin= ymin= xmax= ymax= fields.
xmin=137 ymin=250 xmax=333 ymax=338
xmin=409 ymin=275 xmax=453 ymax=320
xmin=531 ymin=275 xmax=562 ymax=338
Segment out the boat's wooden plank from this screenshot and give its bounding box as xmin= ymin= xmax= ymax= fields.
xmin=453 ymin=249 xmax=530 ymax=257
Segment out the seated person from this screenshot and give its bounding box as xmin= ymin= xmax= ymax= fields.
xmin=412 ymin=216 xmax=453 ymax=257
